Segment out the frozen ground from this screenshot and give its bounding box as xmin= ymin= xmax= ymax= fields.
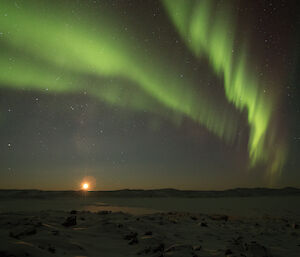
xmin=0 ymin=192 xmax=299 ymax=256
xmin=0 ymin=195 xmax=299 ymax=218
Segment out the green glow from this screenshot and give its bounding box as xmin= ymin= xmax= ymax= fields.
xmin=0 ymin=0 xmax=285 ymax=173
xmin=163 ymin=0 xmax=285 ymax=173
xmin=0 ymin=0 xmax=240 ymax=140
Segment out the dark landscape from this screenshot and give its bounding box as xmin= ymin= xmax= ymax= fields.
xmin=1 ymin=0 xmax=300 ymax=256
xmin=0 ymin=188 xmax=299 ymax=257
xmin=1 ymin=187 xmax=300 ymax=199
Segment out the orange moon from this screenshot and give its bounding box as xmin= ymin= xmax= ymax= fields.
xmin=82 ymin=183 xmax=89 ymax=190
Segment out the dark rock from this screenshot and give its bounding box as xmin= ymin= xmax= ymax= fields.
xmin=62 ymin=216 xmax=76 ymax=227
xmin=200 ymin=222 xmax=208 ymax=227
xmin=193 ymin=245 xmax=202 ymax=251
xmin=48 ymin=246 xmax=56 ymax=253
xmin=292 ymin=223 xmax=299 ymax=229
xmin=291 ymin=231 xmax=298 ymax=237
xmin=248 ymin=242 xmax=269 ymax=257
xmin=170 ymin=219 xmax=178 ymax=224
xmin=152 ymin=243 xmax=164 ymax=253
xmin=123 ymin=232 xmax=138 ymax=240
xmin=144 ymin=231 xmax=152 ymax=236
xmin=19 ymin=217 xmax=42 ymax=227
xmin=225 ymin=249 xmax=233 ymax=255
xmin=51 ymin=230 xmax=60 ymax=235
xmin=165 ymin=244 xmax=193 ymax=252
xmin=0 ymin=251 xmax=12 ymax=257
xmin=129 ymin=237 xmax=138 ymax=245
xmin=209 ymin=214 xmax=229 ymax=221
xmin=137 ymin=246 xmax=152 ymax=255
xmin=190 ymin=216 xmax=198 ymax=221
xmin=97 ymin=210 xmax=112 ymax=215
xmin=232 ymin=236 xmax=243 ymax=245
xmin=147 ymin=216 xmax=156 ymax=221
xmin=9 ymin=225 xmax=37 ymax=239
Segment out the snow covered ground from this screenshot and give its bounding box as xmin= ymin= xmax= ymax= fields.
xmin=0 ymin=193 xmax=299 ymax=256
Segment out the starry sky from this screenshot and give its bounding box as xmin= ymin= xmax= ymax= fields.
xmin=0 ymin=0 xmax=299 ymax=190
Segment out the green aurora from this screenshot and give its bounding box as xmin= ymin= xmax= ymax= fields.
xmin=163 ymin=0 xmax=286 ymax=174
xmin=0 ymin=0 xmax=286 ymax=175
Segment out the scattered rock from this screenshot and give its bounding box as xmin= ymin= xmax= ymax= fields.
xmin=62 ymin=216 xmax=76 ymax=227
xmin=225 ymin=249 xmax=233 ymax=255
xmin=9 ymin=225 xmax=37 ymax=239
xmin=193 ymin=245 xmax=201 ymax=251
xmin=123 ymin=232 xmax=138 ymax=240
xmin=200 ymin=222 xmax=208 ymax=227
xmin=248 ymin=242 xmax=269 ymax=257
xmin=129 ymin=237 xmax=138 ymax=245
xmin=0 ymin=251 xmax=24 ymax=257
xmin=209 ymin=214 xmax=229 ymax=221
xmin=165 ymin=244 xmax=193 ymax=252
xmin=137 ymin=246 xmax=152 ymax=255
xmin=170 ymin=219 xmax=178 ymax=224
xmin=190 ymin=216 xmax=198 ymax=221
xmin=146 ymin=216 xmax=156 ymax=221
xmin=0 ymin=210 xmax=296 ymax=257
xmin=38 ymin=244 xmax=45 ymax=250
xmin=232 ymin=236 xmax=243 ymax=245
xmin=97 ymin=210 xmax=112 ymax=215
xmin=152 ymin=243 xmax=164 ymax=253
xmin=48 ymin=246 xmax=56 ymax=253
xmin=51 ymin=230 xmax=60 ymax=236
xmin=290 ymin=231 xmax=298 ymax=237
xmin=70 ymin=210 xmax=77 ymax=214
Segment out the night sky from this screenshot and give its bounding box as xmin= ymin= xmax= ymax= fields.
xmin=0 ymin=0 xmax=299 ymax=190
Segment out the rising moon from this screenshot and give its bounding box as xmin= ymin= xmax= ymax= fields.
xmin=82 ymin=183 xmax=89 ymax=190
